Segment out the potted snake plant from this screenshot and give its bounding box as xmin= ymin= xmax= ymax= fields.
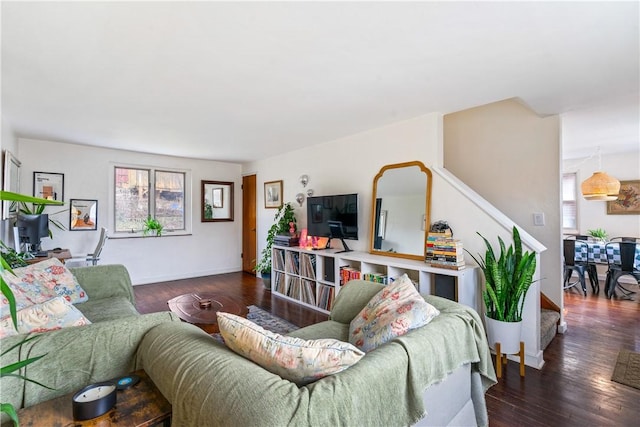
xmin=467 ymin=226 xmax=537 ymax=354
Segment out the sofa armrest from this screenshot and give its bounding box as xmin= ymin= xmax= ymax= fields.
xmin=0 ymin=311 xmax=179 ymax=412
xmin=329 ymin=280 xmax=384 ymax=324
xmin=69 ymin=264 xmax=135 ymax=305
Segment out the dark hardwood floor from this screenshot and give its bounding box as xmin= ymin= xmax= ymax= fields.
xmin=134 ymin=272 xmax=640 ymax=426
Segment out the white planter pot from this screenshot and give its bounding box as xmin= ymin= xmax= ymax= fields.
xmin=484 ymin=315 xmax=523 ymax=355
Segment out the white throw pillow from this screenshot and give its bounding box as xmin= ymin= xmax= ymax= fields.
xmin=217 ymin=312 xmax=364 ymax=385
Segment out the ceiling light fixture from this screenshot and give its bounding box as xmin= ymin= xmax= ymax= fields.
xmin=580 ymin=147 xmax=620 ymax=201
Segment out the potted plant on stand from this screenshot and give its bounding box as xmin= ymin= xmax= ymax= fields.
xmin=468 ymin=226 xmax=537 ymax=376
xmin=254 ymin=202 xmax=297 ymax=290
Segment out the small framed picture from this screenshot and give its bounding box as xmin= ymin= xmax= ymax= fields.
xmin=212 ymin=188 xmax=223 ymax=208
xmin=34 ymin=172 xmax=64 ymax=201
xmin=70 ymin=199 xmax=98 ymax=231
xmin=264 ymin=180 xmax=283 ymax=209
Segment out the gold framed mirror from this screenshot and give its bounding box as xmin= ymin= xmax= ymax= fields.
xmin=201 ymin=180 xmax=234 ymax=222
xmin=369 ymin=161 xmax=432 ymax=261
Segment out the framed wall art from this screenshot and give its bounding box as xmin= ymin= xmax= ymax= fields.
xmin=34 ymin=171 xmax=64 ymax=201
xmin=264 ymin=180 xmax=283 ymax=209
xmin=70 ymin=199 xmax=98 ymax=230
xmin=607 ymin=180 xmax=640 ymax=215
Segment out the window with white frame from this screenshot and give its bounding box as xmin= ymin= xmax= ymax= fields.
xmin=562 ymin=173 xmax=578 ymax=232
xmin=114 ymin=166 xmax=188 ymax=235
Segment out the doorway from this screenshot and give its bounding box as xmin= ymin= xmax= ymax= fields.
xmin=242 ymin=174 xmax=257 ymax=274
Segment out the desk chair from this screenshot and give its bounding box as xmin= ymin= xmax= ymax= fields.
xmin=66 ymin=227 xmax=109 ymax=267
xmin=605 ymin=241 xmax=640 ymax=299
xmin=563 ymin=239 xmax=588 ymax=296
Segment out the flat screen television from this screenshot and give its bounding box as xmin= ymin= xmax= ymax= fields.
xmin=16 ymin=213 xmax=49 ymax=253
xmin=307 ymin=193 xmax=358 ymax=242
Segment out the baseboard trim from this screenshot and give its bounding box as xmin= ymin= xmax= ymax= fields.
xmin=133 ymin=267 xmax=242 ymax=285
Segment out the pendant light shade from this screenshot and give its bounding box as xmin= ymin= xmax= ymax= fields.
xmin=581 ymin=171 xmax=621 ymax=201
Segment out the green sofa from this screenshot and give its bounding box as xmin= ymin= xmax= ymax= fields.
xmin=138 ymin=280 xmax=497 ymax=427
xmin=0 ymin=264 xmax=180 ymax=418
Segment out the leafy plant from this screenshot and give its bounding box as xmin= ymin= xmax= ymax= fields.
xmin=587 ymin=228 xmax=608 ymax=241
xmin=1 ymin=191 xmax=60 ymax=425
xmin=467 ymin=226 xmax=537 ymax=322
xmin=143 ymin=216 xmax=164 ymax=237
xmin=0 ymin=241 xmax=28 ymax=269
xmin=254 ymin=202 xmax=297 ymax=274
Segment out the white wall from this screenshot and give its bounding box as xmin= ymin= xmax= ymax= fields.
xmin=443 ymin=99 xmax=562 ymax=310
xmin=564 ymin=151 xmax=640 ymax=238
xmin=1 ymin=116 xmax=18 ymax=157
xmin=243 ymin=113 xmax=439 ymax=258
xmin=18 ymin=138 xmax=243 ymax=284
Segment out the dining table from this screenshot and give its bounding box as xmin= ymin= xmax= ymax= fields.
xmin=574 ymin=241 xmax=640 ymax=268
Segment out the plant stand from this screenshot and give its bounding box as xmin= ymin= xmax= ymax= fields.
xmin=495 ymin=341 xmax=525 ymax=378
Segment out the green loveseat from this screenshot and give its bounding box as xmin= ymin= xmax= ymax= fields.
xmin=0 ymin=264 xmax=180 ymax=418
xmin=138 ymin=280 xmax=497 ymax=427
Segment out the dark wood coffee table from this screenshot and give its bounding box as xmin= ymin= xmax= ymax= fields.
xmin=167 ymin=293 xmax=248 ymax=333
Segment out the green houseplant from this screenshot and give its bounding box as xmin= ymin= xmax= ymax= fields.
xmin=1 ymin=191 xmax=61 ymax=425
xmin=587 ymin=228 xmax=608 ymax=242
xmin=254 ymin=202 xmax=297 ymax=289
xmin=143 ymin=216 xmax=163 ymax=237
xmin=468 ymin=226 xmax=537 ymax=354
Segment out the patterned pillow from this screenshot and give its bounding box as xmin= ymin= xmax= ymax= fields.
xmin=217 ymin=312 xmax=364 ymax=385
xmin=0 ymin=270 xmax=58 ymax=318
xmin=11 ymin=258 xmax=88 ymax=304
xmin=0 ymin=296 xmax=91 ymax=338
xmin=349 ymin=274 xmax=440 ymax=352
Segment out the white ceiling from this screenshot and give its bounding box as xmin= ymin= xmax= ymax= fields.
xmin=2 ymin=1 xmax=638 ymax=162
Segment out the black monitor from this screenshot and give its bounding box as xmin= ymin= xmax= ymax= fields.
xmin=307 ymin=194 xmax=358 ymax=240
xmin=17 ymin=214 xmax=49 ymax=253
xmin=307 ymin=194 xmax=358 ymax=252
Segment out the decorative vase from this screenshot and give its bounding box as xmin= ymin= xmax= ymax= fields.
xmin=484 ymin=315 xmax=523 ymax=355
xmin=261 ymin=271 xmax=272 ymax=290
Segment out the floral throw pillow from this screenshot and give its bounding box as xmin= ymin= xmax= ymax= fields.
xmin=11 ymin=258 xmax=88 ymax=304
xmin=349 ymin=274 xmax=440 ymax=352
xmin=0 ymin=270 xmax=58 ymax=318
xmin=0 ymin=296 xmax=91 ymax=338
xmin=217 ymin=312 xmax=364 ymax=385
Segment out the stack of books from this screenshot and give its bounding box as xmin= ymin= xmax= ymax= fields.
xmin=274 ymin=235 xmax=300 ymax=247
xmin=362 ymin=272 xmax=389 ymax=284
xmin=339 ymin=266 xmax=361 ymax=285
xmin=426 ymin=232 xmax=465 ymax=270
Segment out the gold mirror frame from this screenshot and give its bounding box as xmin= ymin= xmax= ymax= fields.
xmin=201 ymin=180 xmax=234 ymax=222
xmin=369 ymin=161 xmax=432 ymax=261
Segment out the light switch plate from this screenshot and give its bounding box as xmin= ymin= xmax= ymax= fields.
xmin=533 ymin=213 xmax=545 ymax=226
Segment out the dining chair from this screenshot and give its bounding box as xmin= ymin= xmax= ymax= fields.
xmin=609 ymin=237 xmax=640 ymax=243
xmin=563 ymin=239 xmax=588 ymax=296
xmin=604 ymin=241 xmax=640 ymax=299
xmin=575 ymin=235 xmax=600 ymax=293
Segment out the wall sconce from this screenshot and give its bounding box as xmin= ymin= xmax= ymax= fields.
xmin=306 ymin=189 xmax=314 ymax=197
xmin=299 ymin=174 xmax=309 ymax=187
xmin=295 ymin=193 xmax=305 ymax=206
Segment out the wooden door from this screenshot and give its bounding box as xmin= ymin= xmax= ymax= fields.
xmin=242 ymin=174 xmax=257 ymax=274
